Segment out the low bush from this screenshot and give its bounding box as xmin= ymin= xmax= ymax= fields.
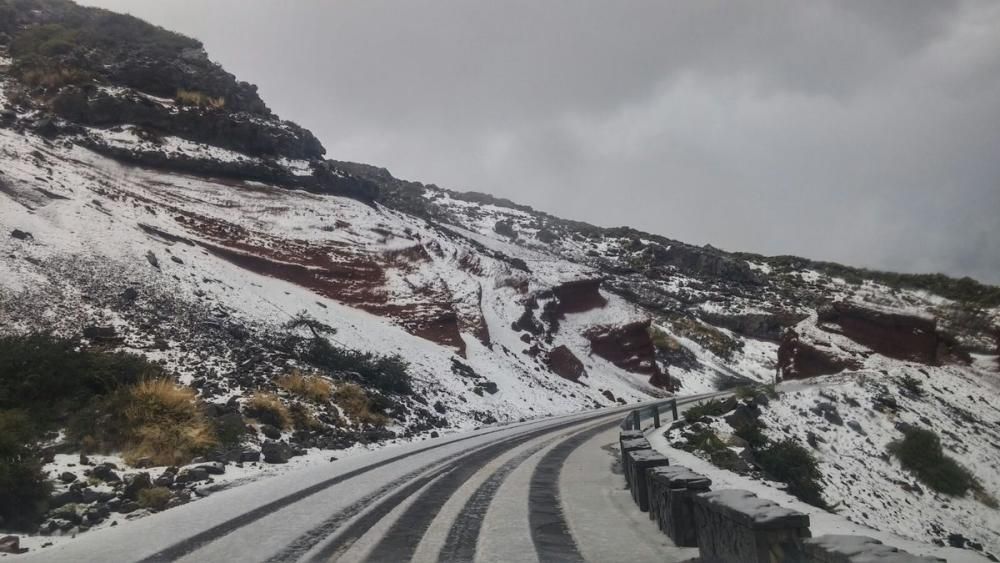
xmin=334 ymin=384 xmax=388 ymax=427
xmin=0 ymin=332 xmax=162 ymax=426
xmin=897 ymin=374 xmax=925 ymax=398
xmin=756 ymin=439 xmax=827 ymax=508
xmin=277 ymin=370 xmax=333 ymax=403
xmin=245 ymin=392 xmax=291 ymax=430
xmin=305 ymin=338 xmax=412 ymax=395
xmin=0 ymin=409 xmax=51 ymax=531
xmin=137 ymin=486 xmax=173 ymax=511
xmin=289 ymin=403 xmax=323 ymax=432
xmin=889 ymin=427 xmax=974 ymax=497
xmin=684 ymin=397 xmax=736 ymax=422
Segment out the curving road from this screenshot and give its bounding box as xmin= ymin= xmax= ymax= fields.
xmin=27 ymin=395 xmax=718 ymax=563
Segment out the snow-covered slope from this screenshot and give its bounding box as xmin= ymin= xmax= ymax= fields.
xmin=1 ymin=1 xmax=998 ymax=557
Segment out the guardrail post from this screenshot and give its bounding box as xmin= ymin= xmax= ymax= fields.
xmin=652 ymin=405 xmax=661 ymax=428
xmin=671 ymin=399 xmax=679 ymax=421
xmin=631 ymin=410 xmax=641 ymax=430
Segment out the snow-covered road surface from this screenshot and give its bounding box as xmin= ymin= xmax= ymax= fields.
xmin=23 ymin=395 xmax=719 ymax=563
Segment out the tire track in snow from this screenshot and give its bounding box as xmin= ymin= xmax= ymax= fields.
xmin=436 ymin=437 xmax=556 ymax=563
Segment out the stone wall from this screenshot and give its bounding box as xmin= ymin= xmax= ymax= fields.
xmin=617 ymin=423 xmax=947 ymax=563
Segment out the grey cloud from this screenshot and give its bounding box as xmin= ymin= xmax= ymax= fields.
xmin=80 ymin=0 xmax=1000 ymax=283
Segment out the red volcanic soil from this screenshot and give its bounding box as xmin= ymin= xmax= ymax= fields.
xmin=584 ymin=320 xmax=670 ymax=389
xmin=818 ymin=302 xmax=967 ymax=365
xmin=170 ymin=210 xmax=472 ymax=355
xmin=777 ymin=329 xmax=861 ymax=380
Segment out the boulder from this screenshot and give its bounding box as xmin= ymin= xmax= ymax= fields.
xmin=260 ymin=424 xmax=282 ymax=439
xmin=122 ymin=472 xmax=152 ymax=500
xmin=90 ymin=462 xmax=120 ymax=483
xmin=584 ymin=320 xmax=670 ymax=389
xmin=545 ymin=345 xmax=587 ymax=382
xmin=261 ymin=440 xmax=291 ymax=464
xmin=175 ymin=467 xmax=210 ymax=484
xmin=0 ymin=535 xmax=28 ymax=554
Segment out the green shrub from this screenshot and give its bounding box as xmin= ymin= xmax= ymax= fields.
xmin=0 ymin=409 xmax=51 ymax=531
xmin=756 ymin=439 xmax=827 ymax=508
xmin=897 ymin=374 xmax=925 ymax=397
xmin=137 ymin=486 xmax=173 ymax=511
xmin=0 ymin=333 xmax=162 ymax=428
xmin=305 ymin=338 xmax=412 ymax=395
xmin=889 ymin=427 xmax=974 ymax=496
xmin=684 ymin=397 xmax=736 ymax=421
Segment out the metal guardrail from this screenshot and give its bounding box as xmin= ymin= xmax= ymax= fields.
xmin=620 ymin=398 xmax=678 ymax=431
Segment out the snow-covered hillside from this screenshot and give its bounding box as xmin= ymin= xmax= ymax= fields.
xmin=0 ymin=1 xmax=998 ymax=557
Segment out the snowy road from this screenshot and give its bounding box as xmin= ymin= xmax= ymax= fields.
xmin=25 ymin=395 xmax=719 ymax=563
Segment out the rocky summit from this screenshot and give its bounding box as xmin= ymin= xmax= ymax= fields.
xmin=0 ymin=1 xmax=998 ymax=559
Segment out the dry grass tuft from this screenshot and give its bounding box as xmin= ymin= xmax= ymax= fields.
xmin=137 ymin=486 xmax=173 ymax=511
xmin=176 ymin=89 xmax=225 ymax=109
xmin=277 ymin=370 xmax=333 ymax=403
xmin=121 ymin=379 xmax=216 ymax=466
xmin=244 ymin=392 xmax=292 ymax=430
xmin=334 ymin=384 xmax=387 ymax=427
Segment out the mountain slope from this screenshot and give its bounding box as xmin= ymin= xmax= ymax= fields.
xmin=0 ymin=0 xmax=998 ymax=557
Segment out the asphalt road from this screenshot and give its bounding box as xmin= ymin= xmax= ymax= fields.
xmin=27 ymin=394 xmax=718 ymax=563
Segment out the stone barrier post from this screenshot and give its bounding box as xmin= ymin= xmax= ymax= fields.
xmin=619 ymin=437 xmax=651 ymax=488
xmin=693 ymin=489 xmax=810 ymax=563
xmin=646 ymin=466 xmax=712 ymax=547
xmin=625 ymin=449 xmax=669 ymax=511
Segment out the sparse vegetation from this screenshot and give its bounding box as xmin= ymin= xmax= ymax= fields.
xmin=176 ymin=89 xmax=225 ymax=109
xmin=756 ymin=438 xmax=827 ymax=508
xmin=668 ymin=316 xmax=742 ymax=359
xmin=648 ymin=325 xmax=680 ymax=351
xmin=305 ymin=337 xmax=412 ymax=395
xmin=289 ymin=402 xmax=323 ymax=431
xmin=684 ymin=397 xmax=736 ymax=422
xmin=245 ymin=392 xmax=291 ymax=430
xmin=334 ymin=383 xmax=388 ymax=427
xmin=277 ymin=370 xmax=333 ymax=403
xmin=137 ymin=486 xmax=173 ymax=512
xmin=889 ymin=427 xmax=976 ymax=497
xmin=897 ymin=374 xmax=925 ymax=398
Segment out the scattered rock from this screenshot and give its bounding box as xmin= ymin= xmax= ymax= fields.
xmin=261 ymin=440 xmax=291 ymax=464
xmin=90 ymin=462 xmax=121 ymax=483
xmin=59 ymin=472 xmax=77 ymax=483
xmin=123 ymin=472 xmax=152 ymax=500
xmin=260 ymin=424 xmax=282 ymax=440
xmin=10 ymin=229 xmax=33 ymax=241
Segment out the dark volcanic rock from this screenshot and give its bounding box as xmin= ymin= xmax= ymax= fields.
xmin=261 ymin=440 xmax=291 ymax=464
xmin=550 ymin=279 xmax=607 ymax=315
xmin=778 ymin=329 xmax=861 ymax=380
xmin=546 ymin=345 xmax=587 ymax=382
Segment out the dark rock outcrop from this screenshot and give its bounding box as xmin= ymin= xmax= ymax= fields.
xmin=546 ymin=345 xmax=587 ymax=382
xmin=818 ymin=302 xmax=967 ymax=365
xmin=777 ymin=329 xmax=861 ymax=380
xmin=699 ymin=311 xmax=806 ymax=342
xmin=550 ymin=279 xmax=607 ymax=315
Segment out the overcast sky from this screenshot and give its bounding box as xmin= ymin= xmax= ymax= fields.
xmin=81 ymin=1 xmax=1000 ymax=284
